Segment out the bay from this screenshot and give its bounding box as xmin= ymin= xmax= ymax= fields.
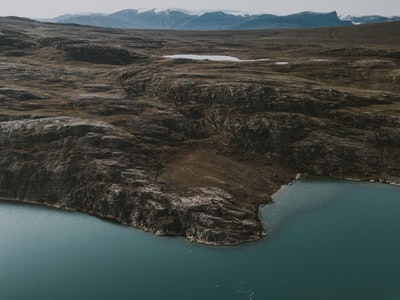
xmin=1 ymin=178 xmax=399 ymax=300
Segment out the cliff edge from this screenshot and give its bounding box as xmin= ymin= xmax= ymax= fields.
xmin=0 ymin=18 xmax=399 ymax=244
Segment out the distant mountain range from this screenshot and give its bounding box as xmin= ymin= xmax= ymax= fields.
xmin=43 ymin=9 xmax=400 ymax=30
xmin=342 ymin=15 xmax=400 ymax=24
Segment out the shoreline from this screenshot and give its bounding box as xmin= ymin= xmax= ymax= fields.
xmin=2 ymin=174 xmax=399 ymax=247
xmin=0 ymin=18 xmax=399 ymax=247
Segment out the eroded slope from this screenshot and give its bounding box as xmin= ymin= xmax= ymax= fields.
xmin=0 ymin=17 xmax=399 ymax=244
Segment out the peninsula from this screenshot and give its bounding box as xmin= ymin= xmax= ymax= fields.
xmin=0 ymin=17 xmax=399 ymax=245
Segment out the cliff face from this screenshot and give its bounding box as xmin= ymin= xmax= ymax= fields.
xmin=0 ymin=17 xmax=399 ymax=245
xmin=0 ymin=116 xmax=264 ymax=244
xmin=120 ymin=64 xmax=400 ymax=183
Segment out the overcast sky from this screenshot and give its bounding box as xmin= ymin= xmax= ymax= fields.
xmin=1 ymin=0 xmax=399 ymax=19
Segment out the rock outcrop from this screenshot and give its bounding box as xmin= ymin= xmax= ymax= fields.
xmin=0 ymin=117 xmax=264 ymax=245
xmin=0 ymin=17 xmax=399 ymax=245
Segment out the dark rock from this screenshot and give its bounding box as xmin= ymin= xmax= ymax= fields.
xmin=61 ymin=44 xmax=147 ymax=65
xmin=0 ymin=29 xmax=35 ymax=50
xmin=0 ymin=88 xmax=43 ymax=101
xmin=0 ymin=17 xmax=399 ymax=245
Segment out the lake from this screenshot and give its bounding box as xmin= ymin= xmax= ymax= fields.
xmin=1 ymin=178 xmax=400 ymax=299
xmin=163 ymin=54 xmax=270 ymax=62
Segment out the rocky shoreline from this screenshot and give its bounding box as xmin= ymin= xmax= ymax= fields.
xmin=0 ymin=17 xmax=399 ymax=245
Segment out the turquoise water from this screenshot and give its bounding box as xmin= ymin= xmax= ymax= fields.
xmin=1 ymin=178 xmax=400 ymax=300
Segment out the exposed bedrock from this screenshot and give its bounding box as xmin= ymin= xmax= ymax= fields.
xmin=0 ymin=117 xmax=264 ymax=245
xmin=119 ymin=69 xmax=400 ymax=183
xmin=1 ymin=73 xmax=399 ymax=245
xmin=0 ymin=17 xmax=399 ymax=245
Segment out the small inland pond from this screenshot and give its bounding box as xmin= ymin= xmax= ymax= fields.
xmin=1 ymin=178 xmax=400 ymax=300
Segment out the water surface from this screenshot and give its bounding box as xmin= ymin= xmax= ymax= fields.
xmin=163 ymin=54 xmax=270 ymax=62
xmin=1 ymin=178 xmax=400 ymax=299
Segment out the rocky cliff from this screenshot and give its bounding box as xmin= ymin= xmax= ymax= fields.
xmin=0 ymin=17 xmax=399 ymax=245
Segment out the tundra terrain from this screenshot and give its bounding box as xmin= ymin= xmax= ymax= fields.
xmin=0 ymin=17 xmax=399 ymax=244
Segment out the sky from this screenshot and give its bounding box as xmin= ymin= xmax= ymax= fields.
xmin=1 ymin=0 xmax=399 ymax=19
